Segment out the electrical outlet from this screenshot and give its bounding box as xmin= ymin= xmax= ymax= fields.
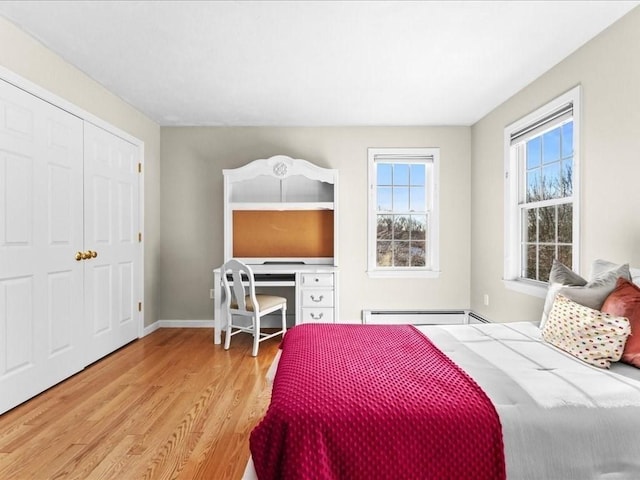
xmin=209 ymin=289 xmax=215 ymax=299
xmin=483 ymin=294 xmax=489 ymax=306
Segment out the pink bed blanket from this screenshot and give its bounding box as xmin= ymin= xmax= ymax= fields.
xmin=250 ymin=324 xmax=505 ymax=480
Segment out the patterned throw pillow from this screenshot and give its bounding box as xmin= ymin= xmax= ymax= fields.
xmin=540 ymin=259 xmax=630 ymax=329
xmin=542 ymin=294 xmax=630 ymax=368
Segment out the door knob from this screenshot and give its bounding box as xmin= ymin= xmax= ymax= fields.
xmin=87 ymin=250 xmax=98 ymax=258
xmin=75 ymin=251 xmax=83 ymax=261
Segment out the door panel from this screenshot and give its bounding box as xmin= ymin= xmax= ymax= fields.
xmin=84 ymin=122 xmax=139 ymax=364
xmin=0 ymin=79 xmax=84 ymax=414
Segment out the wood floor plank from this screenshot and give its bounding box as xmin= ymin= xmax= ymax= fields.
xmin=0 ymin=328 xmax=280 ymax=479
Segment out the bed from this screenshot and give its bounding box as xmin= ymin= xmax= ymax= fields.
xmin=244 ymin=265 xmax=640 ymax=479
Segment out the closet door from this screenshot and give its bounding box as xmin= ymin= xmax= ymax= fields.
xmin=83 ymin=122 xmax=140 ymax=364
xmin=0 ymin=79 xmax=84 ymax=414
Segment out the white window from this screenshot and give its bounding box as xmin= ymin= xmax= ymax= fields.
xmin=504 ymin=86 xmax=580 ymax=296
xmin=367 ymin=148 xmax=440 ymax=278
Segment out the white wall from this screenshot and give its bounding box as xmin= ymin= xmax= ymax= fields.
xmin=0 ymin=17 xmax=162 ymax=327
xmin=160 ymin=127 xmax=471 ymax=322
xmin=470 ymin=7 xmax=640 ymax=322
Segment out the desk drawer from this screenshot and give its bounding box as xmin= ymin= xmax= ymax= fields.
xmin=301 ymin=290 xmax=334 ymax=307
xmin=301 ymin=307 xmax=334 ymax=323
xmin=301 ymin=273 xmax=334 ymax=287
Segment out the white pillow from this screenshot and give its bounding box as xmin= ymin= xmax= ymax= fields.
xmin=540 ymin=259 xmax=630 ymax=329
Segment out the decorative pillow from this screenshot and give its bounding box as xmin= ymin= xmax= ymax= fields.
xmin=549 ymin=258 xmax=587 ymax=286
xmin=542 ymin=294 xmax=630 ymax=368
xmin=540 ymin=259 xmax=631 ymax=329
xmin=601 ymin=278 xmax=640 ymax=368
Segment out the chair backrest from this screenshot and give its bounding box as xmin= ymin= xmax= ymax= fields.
xmin=221 ymin=259 xmax=257 ymax=314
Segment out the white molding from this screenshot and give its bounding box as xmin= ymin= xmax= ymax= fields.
xmin=142 ymin=321 xmax=162 ymax=337
xmin=155 ymin=319 xmax=215 ymax=328
xmin=503 ymin=278 xmax=547 ymax=298
xmin=0 ymin=64 xmax=143 ymax=147
xmin=366 ymin=269 xmax=441 ymax=279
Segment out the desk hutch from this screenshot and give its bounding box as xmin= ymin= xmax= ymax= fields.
xmin=213 ymin=155 xmax=338 ymax=344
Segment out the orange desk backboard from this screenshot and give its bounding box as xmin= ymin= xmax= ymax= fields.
xmin=232 ymin=210 xmax=334 ymax=258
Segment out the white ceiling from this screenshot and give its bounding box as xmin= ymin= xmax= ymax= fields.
xmin=0 ymin=1 xmax=637 ymax=126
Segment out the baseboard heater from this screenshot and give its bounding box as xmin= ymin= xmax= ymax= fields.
xmin=361 ymin=309 xmax=467 ymax=325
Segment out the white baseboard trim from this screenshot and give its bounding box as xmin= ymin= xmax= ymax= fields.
xmin=142 ymin=319 xmax=215 ymax=337
xmin=142 ymin=311 xmax=494 ymax=338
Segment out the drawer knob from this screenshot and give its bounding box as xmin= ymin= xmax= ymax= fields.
xmin=314 ymin=277 xmax=319 ymax=282
xmin=311 ymin=295 xmax=324 ymax=303
xmin=310 ymin=312 xmax=324 ymax=320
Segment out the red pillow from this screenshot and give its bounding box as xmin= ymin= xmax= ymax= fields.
xmin=601 ymin=277 xmax=640 ymax=368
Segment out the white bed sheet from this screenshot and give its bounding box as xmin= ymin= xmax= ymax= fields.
xmin=245 ymin=322 xmax=640 ymax=479
xmin=419 ymin=322 xmax=640 ymax=480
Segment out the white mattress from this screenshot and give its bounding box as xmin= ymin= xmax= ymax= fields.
xmin=245 ymin=322 xmax=640 ymax=479
xmin=419 ymin=322 xmax=640 ymax=480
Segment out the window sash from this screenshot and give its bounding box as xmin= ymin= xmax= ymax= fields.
xmin=368 ymin=148 xmax=439 ymax=274
xmin=503 ymin=86 xmax=580 ymax=288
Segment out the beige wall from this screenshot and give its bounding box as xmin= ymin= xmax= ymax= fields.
xmin=470 ymin=7 xmax=640 ymax=322
xmin=160 ymin=127 xmax=471 ymax=322
xmin=0 ymin=17 xmax=161 ymax=327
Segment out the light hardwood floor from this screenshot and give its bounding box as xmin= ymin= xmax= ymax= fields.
xmin=0 ymin=328 xmax=279 ymax=480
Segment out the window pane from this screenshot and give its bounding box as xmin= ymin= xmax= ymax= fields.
xmin=562 ymin=121 xmax=573 ymax=158
xmin=526 ymin=169 xmax=541 ymax=202
xmin=410 ymin=215 xmax=426 ymax=240
xmin=410 ymin=164 xmax=425 ymax=186
xmin=377 ymin=164 xmax=393 ymax=185
xmin=539 ymin=245 xmax=556 ymax=281
xmin=394 ymin=241 xmax=410 ymax=267
xmin=524 ymin=244 xmax=537 ymax=280
xmin=543 ymin=128 xmax=561 ymax=164
xmin=557 ymin=204 xmax=572 ymax=243
xmin=409 ymin=186 xmax=425 ymax=211
xmin=524 ymin=208 xmax=537 ymax=243
xmin=538 ymin=205 xmax=556 ymax=243
xmin=558 ymin=245 xmax=572 ymax=269
xmin=560 ymin=160 xmax=573 ymax=196
xmin=376 ymin=241 xmax=392 ymax=267
xmin=377 ymin=186 xmax=392 ymax=211
xmin=377 ymin=215 xmax=393 ymax=240
xmin=393 ymin=187 xmax=409 ymax=211
xmin=542 ymin=162 xmax=561 ymax=199
xmin=526 ymin=137 xmax=541 ymax=169
xmin=394 ymin=164 xmax=410 ymax=185
xmin=410 ymin=241 xmax=426 ymax=266
xmin=393 ymin=215 xmax=410 ymax=240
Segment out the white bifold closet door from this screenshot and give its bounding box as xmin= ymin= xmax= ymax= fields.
xmin=83 ymin=122 xmax=139 ymax=366
xmin=0 ymin=79 xmax=140 ymax=414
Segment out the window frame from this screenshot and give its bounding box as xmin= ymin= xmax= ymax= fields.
xmin=503 ymin=86 xmax=581 ymax=297
xmin=367 ymin=147 xmax=440 ymax=278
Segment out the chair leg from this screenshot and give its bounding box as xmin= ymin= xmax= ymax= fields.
xmin=252 ymin=314 xmax=260 ymax=357
xmin=281 ymin=305 xmax=287 ymax=336
xmin=224 ymin=312 xmax=232 ymax=350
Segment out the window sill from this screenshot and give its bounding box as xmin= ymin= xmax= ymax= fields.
xmin=503 ymin=278 xmax=547 ymax=298
xmin=367 ymin=269 xmax=441 ymax=279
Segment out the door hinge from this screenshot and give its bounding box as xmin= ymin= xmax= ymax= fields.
xmin=138 ymin=302 xmax=142 ymax=312
xmin=138 ymin=232 xmax=142 ymax=242
xmin=138 ymin=162 xmax=142 ymax=173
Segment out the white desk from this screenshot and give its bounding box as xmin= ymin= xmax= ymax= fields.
xmin=213 ymin=264 xmax=339 ymax=344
